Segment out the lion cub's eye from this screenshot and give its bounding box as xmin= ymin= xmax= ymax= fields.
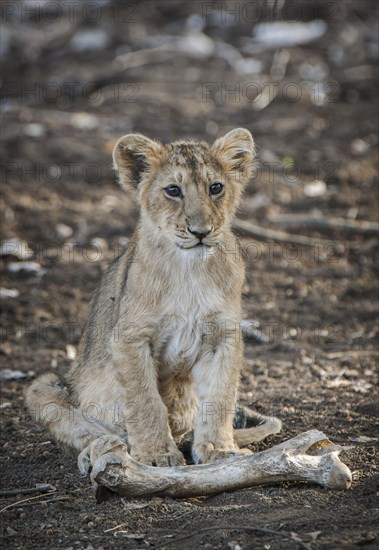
xmin=209 ymin=182 xmax=224 ymax=196
xmin=164 ymin=185 xmax=182 ymax=198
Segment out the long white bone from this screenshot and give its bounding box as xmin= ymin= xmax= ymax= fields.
xmin=84 ymin=430 xmax=352 ymax=498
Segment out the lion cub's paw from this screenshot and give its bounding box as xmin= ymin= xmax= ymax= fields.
xmin=193 ymin=443 xmax=252 ymax=464
xmin=78 ymin=435 xmax=129 ymax=475
xmin=132 ymin=446 xmax=186 ymax=467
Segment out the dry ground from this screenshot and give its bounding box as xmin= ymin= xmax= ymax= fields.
xmin=1 ymin=1 xmax=378 ymax=548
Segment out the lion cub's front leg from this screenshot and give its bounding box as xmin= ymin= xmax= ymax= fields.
xmin=112 ymin=339 xmax=185 ymax=467
xmin=192 ymin=337 xmax=251 ymax=463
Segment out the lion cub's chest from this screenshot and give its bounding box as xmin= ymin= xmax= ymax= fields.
xmin=157 ymin=276 xmax=224 ymax=372
xmin=160 ymin=315 xmax=203 ymax=370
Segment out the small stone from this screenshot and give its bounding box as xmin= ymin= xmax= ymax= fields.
xmin=90 ymin=237 xmax=108 ymax=253
xmin=0 ymin=239 xmax=33 ymax=260
xmin=66 ymin=345 xmax=76 ymax=361
xmin=7 ymin=261 xmax=42 ymax=274
xmin=23 ymin=123 xmax=45 ymax=137
xmin=7 ymin=527 xmax=17 ymax=536
xmin=70 ymin=30 xmax=109 ymax=52
xmin=351 ymin=138 xmax=370 ymax=155
xmin=70 ymin=112 xmax=99 ymax=130
xmin=56 ymin=223 xmax=73 ymax=239
xmin=304 ymin=180 xmax=326 ymax=197
xmin=0 ymin=288 xmax=19 ymax=298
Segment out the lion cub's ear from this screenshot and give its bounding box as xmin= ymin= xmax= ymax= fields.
xmin=211 ymin=128 xmax=255 ymax=184
xmin=113 ymin=133 xmax=163 ymax=191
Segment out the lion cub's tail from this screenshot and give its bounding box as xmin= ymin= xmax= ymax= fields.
xmin=24 ymin=373 xmax=110 ymax=454
xmin=233 ymin=407 xmax=282 ymax=447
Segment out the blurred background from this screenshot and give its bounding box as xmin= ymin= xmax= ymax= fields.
xmin=1 ymin=0 xmax=378 ymax=246
xmin=1 ymin=1 xmax=378 ymax=548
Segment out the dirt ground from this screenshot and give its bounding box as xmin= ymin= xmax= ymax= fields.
xmin=1 ymin=1 xmax=378 ymax=548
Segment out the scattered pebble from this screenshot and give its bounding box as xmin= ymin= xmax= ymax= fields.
xmin=66 ymin=345 xmax=76 ymax=361
xmin=0 ymin=239 xmax=33 ymax=260
xmin=56 ymin=223 xmax=73 ymax=239
xmin=70 ymin=29 xmax=109 ymax=52
xmin=70 ymin=112 xmax=99 ymax=130
xmin=176 ymin=32 xmax=214 ymax=57
xmin=0 ymin=287 xmax=19 ymax=298
xmin=7 ymin=261 xmax=42 ymax=274
xmin=23 ymin=123 xmax=45 ymax=138
xmin=351 ymin=138 xmax=370 ymax=155
xmin=304 ymin=180 xmax=327 ymax=197
xmin=90 ymin=237 xmax=108 ymax=252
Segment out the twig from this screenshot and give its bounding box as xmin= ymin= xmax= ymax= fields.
xmin=153 ymin=525 xmax=310 ymax=550
xmin=114 ymin=47 xmax=177 ymax=70
xmin=269 ymin=214 xmax=379 ymax=236
xmin=233 ymin=218 xmax=348 ymax=248
xmin=104 ymin=522 xmax=128 ymax=533
xmin=0 ymin=485 xmax=55 ymax=498
xmin=7 ymin=496 xmax=69 ymax=508
xmin=0 ymin=492 xmax=57 ymax=513
xmin=322 ymin=350 xmax=379 ymax=359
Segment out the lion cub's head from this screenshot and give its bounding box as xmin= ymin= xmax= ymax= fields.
xmin=113 ymin=129 xmax=255 ymax=251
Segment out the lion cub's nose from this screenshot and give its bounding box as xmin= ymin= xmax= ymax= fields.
xmin=187 ymin=226 xmax=212 ymax=240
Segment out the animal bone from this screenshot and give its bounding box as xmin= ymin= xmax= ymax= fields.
xmin=85 ymin=430 xmax=352 ymax=499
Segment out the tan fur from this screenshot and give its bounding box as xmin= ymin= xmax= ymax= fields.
xmin=25 ymin=129 xmax=279 ymax=467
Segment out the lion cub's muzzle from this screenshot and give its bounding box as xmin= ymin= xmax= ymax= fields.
xmin=176 ymin=224 xmax=216 ymax=249
xmin=187 ymin=226 xmax=212 ymax=242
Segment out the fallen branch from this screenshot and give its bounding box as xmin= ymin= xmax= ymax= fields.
xmin=233 ymin=218 xmax=348 ymax=248
xmin=269 ymin=214 xmax=379 ymax=236
xmin=88 ymin=430 xmax=352 ymax=499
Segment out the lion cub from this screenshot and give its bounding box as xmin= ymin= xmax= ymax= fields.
xmin=26 ymin=128 xmax=280 ymax=468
